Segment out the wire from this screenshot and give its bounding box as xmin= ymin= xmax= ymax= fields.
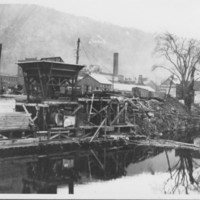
xmin=80 ymin=41 xmax=111 ymax=73
xmin=80 ymin=42 xmax=93 ymax=65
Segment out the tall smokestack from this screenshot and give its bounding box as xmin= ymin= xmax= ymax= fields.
xmin=138 ymin=75 xmax=144 ymax=85
xmin=113 ymin=52 xmax=118 ymax=76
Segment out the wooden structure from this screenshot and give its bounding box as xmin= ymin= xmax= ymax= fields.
xmin=78 ymin=73 xmax=112 ymax=94
xmin=77 ymin=94 xmax=136 ymax=139
xmin=22 ymin=155 xmax=75 ymax=194
xmin=5 ymin=58 xmax=84 ymax=136
xmin=0 ymin=112 xmax=30 ymax=133
xmin=17 ymin=57 xmax=84 ymax=102
xmin=0 ymin=98 xmax=31 ymax=137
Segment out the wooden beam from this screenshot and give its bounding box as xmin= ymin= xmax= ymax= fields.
xmin=90 ymin=118 xmax=106 ymax=142
xmin=43 ymin=101 xmax=78 ymax=105
xmin=16 ymin=102 xmax=49 ymax=107
xmin=78 ymin=124 xmax=136 ymax=129
xmin=22 ymin=104 xmax=34 ymax=124
xmin=92 ymin=107 xmax=99 ymax=113
xmin=78 ymin=98 xmax=110 ymax=102
xmin=72 ymin=105 xmax=83 ymax=115
xmin=90 ymin=106 xmax=108 ymax=119
xmin=110 ymin=103 xmax=127 ymax=125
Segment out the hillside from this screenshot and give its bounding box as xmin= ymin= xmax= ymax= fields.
xmin=0 ymin=4 xmax=162 ymax=80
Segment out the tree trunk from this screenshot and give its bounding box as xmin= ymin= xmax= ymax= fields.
xmin=183 ymin=83 xmax=194 ymax=111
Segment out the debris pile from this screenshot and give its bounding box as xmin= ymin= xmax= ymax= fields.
xmin=124 ymin=96 xmax=200 ymax=138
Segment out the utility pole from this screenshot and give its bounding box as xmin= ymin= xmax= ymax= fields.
xmin=76 ymin=38 xmax=80 ymax=64
xmin=0 ymin=44 xmax=2 ymax=94
xmin=167 ymin=74 xmax=174 ymax=96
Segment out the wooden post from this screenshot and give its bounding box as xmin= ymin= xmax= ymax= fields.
xmin=104 ymin=110 xmax=107 ymax=138
xmin=68 ymin=179 xmax=74 ymax=194
xmin=42 ymin=107 xmax=47 ymax=130
xmin=117 ymin=103 xmax=120 ymax=124
xmin=124 ymin=102 xmax=127 ymax=123
xmin=88 ymin=156 xmax=92 ymax=180
xmin=86 ymin=101 xmax=89 ymax=119
xmin=103 ymin=148 xmax=106 ymax=179
xmin=37 ymin=64 xmax=45 ymax=101
xmin=117 ymin=127 xmax=120 ymax=134
xmin=100 ymin=98 xmax=103 ymax=124
xmin=47 ymin=131 xmax=50 ymax=140
xmin=74 ymin=75 xmax=78 ymax=100
xmin=45 ymin=63 xmax=53 ymax=98
xmin=116 ymin=153 xmax=118 ymax=173
xmin=23 ymin=71 xmax=29 ymax=101
xmin=27 ymin=76 xmax=30 ymax=102
xmin=88 ymin=93 xmax=94 ymax=122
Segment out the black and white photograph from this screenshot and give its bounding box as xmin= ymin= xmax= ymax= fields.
xmin=1 ymin=0 xmax=200 ymax=199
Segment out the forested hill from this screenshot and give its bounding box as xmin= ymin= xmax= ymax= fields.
xmin=0 ymin=4 xmax=157 ymax=79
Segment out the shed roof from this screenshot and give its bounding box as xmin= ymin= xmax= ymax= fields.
xmin=40 ymin=57 xmax=64 ymax=62
xmin=17 ymin=60 xmax=85 ymax=78
xmin=89 ymin=73 xmax=112 ymax=85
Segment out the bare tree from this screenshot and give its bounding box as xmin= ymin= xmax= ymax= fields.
xmin=153 ymin=32 xmax=200 ymax=110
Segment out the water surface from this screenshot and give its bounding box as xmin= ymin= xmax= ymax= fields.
xmin=1 ymin=144 xmax=200 ymax=197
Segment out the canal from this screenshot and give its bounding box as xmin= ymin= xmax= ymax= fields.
xmin=1 ymin=138 xmax=200 ymax=198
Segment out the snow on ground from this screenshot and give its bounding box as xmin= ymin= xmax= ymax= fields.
xmin=57 ymin=172 xmax=200 ymax=199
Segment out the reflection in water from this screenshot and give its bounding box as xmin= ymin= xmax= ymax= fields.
xmin=164 ymin=149 xmax=200 ymax=194
xmin=0 ymin=145 xmax=163 ymax=194
xmin=23 ymin=157 xmax=74 ymax=194
xmin=2 ymin=144 xmax=200 ymax=195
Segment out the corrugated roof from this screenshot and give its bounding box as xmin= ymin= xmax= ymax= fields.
xmin=114 ymin=83 xmax=155 ymax=92
xmin=90 ymin=73 xmax=112 ymax=84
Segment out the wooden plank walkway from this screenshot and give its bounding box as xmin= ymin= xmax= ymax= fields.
xmin=0 ymin=136 xmax=128 ymax=158
xmin=0 ymin=123 xmax=199 ymax=158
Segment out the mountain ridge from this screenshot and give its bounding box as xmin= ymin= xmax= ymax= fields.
xmin=0 ymin=4 xmax=164 ymax=81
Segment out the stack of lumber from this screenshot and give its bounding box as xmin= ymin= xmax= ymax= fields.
xmin=127 ymin=138 xmax=200 ymax=151
xmin=0 ymin=112 xmax=30 ymax=132
xmin=1 ymin=94 xmax=27 ymax=102
xmin=0 ymin=98 xmax=15 ymax=113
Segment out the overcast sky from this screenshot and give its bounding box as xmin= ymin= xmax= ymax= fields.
xmin=0 ymin=0 xmax=200 ymax=39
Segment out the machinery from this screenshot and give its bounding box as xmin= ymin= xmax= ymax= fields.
xmin=16 ymin=57 xmax=85 ymax=137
